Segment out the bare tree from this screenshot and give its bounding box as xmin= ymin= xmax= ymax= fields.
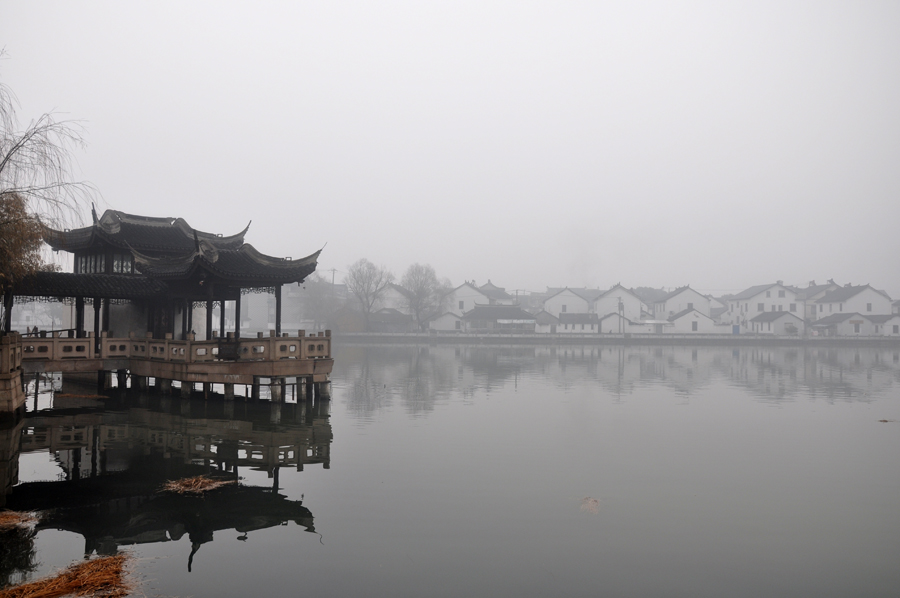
xmin=1 ymin=72 xmax=92 ymax=227
xmin=401 ymin=263 xmax=452 ymax=329
xmin=1 ymin=65 xmax=93 ymax=329
xmin=344 ymin=259 xmax=394 ymax=331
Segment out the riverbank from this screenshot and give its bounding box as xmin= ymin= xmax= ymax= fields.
xmin=334 ymin=331 xmax=900 ymax=347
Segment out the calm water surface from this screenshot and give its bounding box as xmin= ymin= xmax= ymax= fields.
xmin=2 ymin=344 xmax=899 ymax=597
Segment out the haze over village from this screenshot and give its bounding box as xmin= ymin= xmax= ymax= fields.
xmin=4 ymin=4 xmax=900 ymax=598
xmin=2 ymin=2 xmax=899 ymax=300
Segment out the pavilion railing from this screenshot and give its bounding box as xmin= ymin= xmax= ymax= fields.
xmin=17 ymin=330 xmax=331 ymax=365
xmin=1 ymin=333 xmax=23 ymax=375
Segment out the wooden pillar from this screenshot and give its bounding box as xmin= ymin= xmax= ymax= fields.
xmin=219 ymin=300 xmax=226 ymax=339
xmin=102 ymin=298 xmax=110 ymax=334
xmin=274 ymin=284 xmax=282 ymax=336
xmin=271 ymin=378 xmax=284 ymax=402
xmin=75 ymin=296 xmax=85 ymax=337
xmin=234 ymin=294 xmax=242 ymax=340
xmin=2 ymin=291 xmax=12 ymax=333
xmin=206 ymin=286 xmax=214 ymax=341
xmin=93 ymin=298 xmax=101 ymax=350
xmin=181 ymin=299 xmax=188 ymax=340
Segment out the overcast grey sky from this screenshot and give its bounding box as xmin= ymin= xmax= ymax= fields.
xmin=3 ymin=1 xmax=899 ymax=296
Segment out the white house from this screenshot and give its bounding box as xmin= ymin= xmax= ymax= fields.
xmin=380 ymin=283 xmax=413 ymax=314
xmin=667 ymin=309 xmax=719 ymax=334
xmin=725 ymin=282 xmax=802 ymax=333
xmin=558 ymin=313 xmax=599 ymax=334
xmin=866 ymin=314 xmax=900 ymax=336
xmin=654 ymin=286 xmax=711 ymax=319
xmin=795 ymin=280 xmax=840 ymax=322
xmin=593 ymin=284 xmax=646 ymax=321
xmin=814 ymin=285 xmax=892 ymax=319
xmin=749 ymin=311 xmax=805 ymax=335
xmin=427 ymin=312 xmax=463 ymax=332
xmin=445 ymin=282 xmax=491 ymax=317
xmin=533 ymin=310 xmax=559 ymax=334
xmin=461 ymin=305 xmax=536 ymax=333
xmin=543 ymin=288 xmax=591 ymax=318
xmin=811 ymin=313 xmax=876 ymax=336
xmin=478 ymin=280 xmax=516 ymax=305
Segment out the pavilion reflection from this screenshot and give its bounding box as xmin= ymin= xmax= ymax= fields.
xmin=0 ymin=393 xmax=330 ymax=577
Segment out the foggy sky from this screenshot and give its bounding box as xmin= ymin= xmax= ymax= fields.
xmin=3 ymin=2 xmax=899 ymax=296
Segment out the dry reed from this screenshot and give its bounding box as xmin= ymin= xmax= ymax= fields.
xmin=0 ymin=512 xmax=36 ymax=532
xmin=0 ymin=554 xmax=130 ymax=598
xmin=160 ymin=475 xmax=234 ymax=494
xmin=580 ymin=497 xmax=600 ymax=514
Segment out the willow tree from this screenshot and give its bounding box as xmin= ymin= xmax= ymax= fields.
xmin=1 ymin=68 xmax=92 ymax=329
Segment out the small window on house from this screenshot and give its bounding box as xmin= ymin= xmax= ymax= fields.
xmin=790 ymin=303 xmax=796 ymax=312
xmin=893 ymin=325 xmax=899 ymax=334
xmin=771 ymin=305 xmax=776 ymax=311
xmin=687 ymin=303 xmax=693 ymax=310
xmin=854 ymin=323 xmax=860 ymax=333
xmin=766 ymin=291 xmax=771 ymax=298
xmin=455 ymin=321 xmax=461 ymax=330
xmin=692 ymin=321 xmax=698 ymax=331
xmin=867 ymin=303 xmax=872 ymax=312
xmin=459 ymin=300 xmax=464 ymax=310
xmin=758 ymin=303 xmax=764 ymax=312
xmin=778 ymin=290 xmax=785 ymax=298
xmin=581 ymin=324 xmax=585 ymax=330
xmin=562 ymin=305 xmax=567 ymax=312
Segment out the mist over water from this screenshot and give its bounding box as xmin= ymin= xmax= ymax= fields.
xmin=4 ymin=343 xmax=899 ymax=597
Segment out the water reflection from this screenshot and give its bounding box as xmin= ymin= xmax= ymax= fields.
xmin=334 ymin=343 xmax=900 ymax=413
xmin=0 ymin=391 xmax=331 ymax=579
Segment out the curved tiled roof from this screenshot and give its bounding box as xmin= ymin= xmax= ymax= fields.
xmin=132 ymin=241 xmax=320 ymax=284
xmin=43 ymin=210 xmax=249 ymax=253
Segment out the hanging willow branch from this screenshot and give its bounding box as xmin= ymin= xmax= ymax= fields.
xmin=0 ymin=57 xmax=94 ymax=230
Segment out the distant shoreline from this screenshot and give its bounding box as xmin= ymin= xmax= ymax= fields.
xmin=333 ymin=332 xmax=900 ymax=347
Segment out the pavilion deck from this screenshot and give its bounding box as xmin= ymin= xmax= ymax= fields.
xmin=2 ymin=330 xmax=332 ymax=413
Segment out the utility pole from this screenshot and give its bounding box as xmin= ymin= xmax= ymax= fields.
xmin=327 ymin=268 xmax=338 ymax=302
